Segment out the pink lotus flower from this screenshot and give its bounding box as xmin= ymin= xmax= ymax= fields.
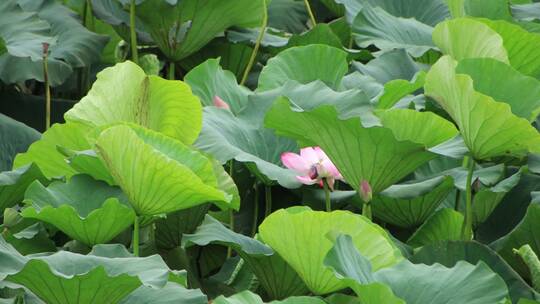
xmin=213 ymin=95 xmax=230 ymax=110
xmin=281 ymin=147 xmax=343 ymax=190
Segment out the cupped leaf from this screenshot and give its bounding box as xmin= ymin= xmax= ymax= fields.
xmin=432 ymin=18 xmax=509 ymax=63
xmin=0 ymin=239 xmax=176 ymax=304
xmin=184 ymin=58 xmax=250 ymax=115
xmin=195 ymin=106 xmax=299 ymax=188
xmin=456 ymin=58 xmax=540 ymax=122
xmin=0 ymin=165 xmax=47 ymax=213
xmin=183 ymin=215 xmax=309 ymax=299
xmin=0 ymin=112 xmax=40 ymax=172
xmin=64 ymin=61 xmax=202 ymax=145
xmin=14 ymin=122 xmax=92 ymax=179
xmin=480 ymin=19 xmax=540 ymax=79
xmin=96 ymin=124 xmax=231 ymax=215
xmin=135 ymin=0 xmax=265 ymax=61
xmin=407 ymin=208 xmax=464 ymax=247
xmin=21 ymin=175 xmax=135 ymax=246
xmin=257 ymin=45 xmax=348 ymax=91
xmin=325 ymin=235 xmax=509 ymax=304
xmin=265 ymin=99 xmax=457 ymax=194
xmin=424 ymin=55 xmax=540 ymax=159
xmin=372 ymin=176 xmax=454 ymax=228
xmin=352 ymin=4 xmax=435 ymax=57
xmin=411 ymin=241 xmax=540 ymax=302
xmin=259 ymin=207 xmax=403 ymax=295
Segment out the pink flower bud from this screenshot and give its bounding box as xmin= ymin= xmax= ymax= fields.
xmin=359 ymin=180 xmax=372 ymax=202
xmin=42 ymin=42 xmax=49 ymax=56
xmin=213 ymin=96 xmax=230 ymax=110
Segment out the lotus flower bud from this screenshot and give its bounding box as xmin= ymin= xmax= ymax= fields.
xmin=359 ymin=180 xmax=372 ymax=202
xmin=213 ymin=96 xmax=231 ymax=110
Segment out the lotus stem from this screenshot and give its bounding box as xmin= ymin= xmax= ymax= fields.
xmin=323 ymin=179 xmax=331 ymax=212
xmin=251 ymin=182 xmax=260 ymax=236
xmin=362 ymin=202 xmax=372 ymax=220
xmin=461 ymin=158 xmax=475 ymax=240
xmin=454 ymin=189 xmax=460 ymax=211
xmin=227 ymin=160 xmax=235 ymax=258
xmin=168 ymin=61 xmax=175 ymax=80
xmin=264 ymin=185 xmax=272 ymax=217
xmin=42 ymin=43 xmax=51 ymax=130
xmin=240 ymin=0 xmax=267 ymax=86
xmin=132 ymin=216 xmax=140 ymax=256
xmin=129 ymin=0 xmax=138 ymax=64
xmin=303 ymin=0 xmax=317 ymax=26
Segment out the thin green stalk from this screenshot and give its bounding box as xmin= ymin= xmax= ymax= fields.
xmin=264 ymin=185 xmax=272 ymax=218
xmin=132 ymin=216 xmax=140 ymax=256
xmin=129 ymin=0 xmax=138 ymax=64
xmin=362 ymin=202 xmax=372 ymax=220
xmin=168 ymin=61 xmax=175 ymax=80
xmin=251 ymin=182 xmax=260 ymax=236
xmin=227 ymin=160 xmax=235 ymax=258
xmin=323 ymin=179 xmax=331 ymax=212
xmin=42 ymin=44 xmax=51 ymax=130
xmin=461 ymin=158 xmax=475 ymax=240
xmin=240 ymin=0 xmax=268 ymax=85
xmin=454 ymin=189 xmax=461 ymax=211
xmin=303 ymin=0 xmax=317 ymax=26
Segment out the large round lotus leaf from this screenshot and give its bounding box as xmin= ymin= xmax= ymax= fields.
xmin=0 ymin=114 xmax=40 ymax=172
xmin=259 ymin=207 xmax=403 ymax=295
xmin=265 ymin=99 xmax=457 ymax=194
xmin=64 ymin=61 xmax=202 ymax=145
xmin=325 ymin=235 xmax=509 ymax=304
xmin=257 ymin=44 xmax=348 ymax=91
xmin=407 ymin=208 xmax=464 ymax=248
xmin=372 ymin=176 xmax=454 ymax=228
xmin=14 ymin=122 xmax=92 ymax=179
xmin=21 ymin=175 xmax=135 ymax=246
xmin=135 ymin=0 xmax=265 ymax=61
xmin=425 ymin=55 xmax=540 ymax=159
xmin=432 ymin=18 xmax=509 ymax=63
xmin=95 ymin=124 xmax=232 ymax=215
xmin=0 ymin=239 xmax=175 ymax=304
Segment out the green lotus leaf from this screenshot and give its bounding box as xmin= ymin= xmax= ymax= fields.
xmin=183 ymin=215 xmax=309 ymax=299
xmin=411 ymin=241 xmax=540 ymax=302
xmin=257 ymin=45 xmax=348 ymax=91
xmin=259 ymin=207 xmax=403 ymax=295
xmin=265 ymin=99 xmax=457 ymax=194
xmin=14 ymin=122 xmax=92 ymax=179
xmin=492 ymin=203 xmax=540 ymax=279
xmin=119 ymin=282 xmax=208 ymax=304
xmin=335 ymin=0 xmax=449 ymax=26
xmin=424 ymin=55 xmax=540 ymax=159
xmin=407 ymin=208 xmax=464 ymax=247
xmin=432 ymin=18 xmax=509 ymax=63
xmin=0 ymin=0 xmax=108 ymax=86
xmin=184 ymin=58 xmax=251 ymax=115
xmin=64 ymin=61 xmax=202 ymax=145
xmin=456 ymin=58 xmax=540 ymax=122
xmin=352 ymin=4 xmax=435 ymax=57
xmin=0 ymin=164 xmax=47 ymax=213
xmin=480 ymin=19 xmax=540 ymax=78
xmin=64 ymin=149 xmax=115 ymax=185
xmin=155 ymin=204 xmax=210 ymax=250
xmin=2 ymin=220 xmax=56 ymax=255
xmin=514 ymin=245 xmax=540 ymax=293
xmin=195 ymin=106 xmax=299 ymax=188
xmin=372 ymin=176 xmax=454 ymax=228
xmin=95 ymin=124 xmax=232 ymax=215
xmin=214 ymin=290 xmax=326 ymax=304
xmin=0 ymin=113 xmax=40 ymax=172
xmin=377 ymin=71 xmax=426 ymax=109
xmin=325 ymin=234 xmax=509 ymax=303
xmin=284 ymin=24 xmax=343 ymax=49
xmin=0 ymin=238 xmax=176 ymax=304
xmin=21 ymin=174 xmax=135 ymax=246
xmin=267 ymin=0 xmax=308 ymax=33
xmin=472 ymin=170 xmax=521 ymax=225
xmin=352 ymin=49 xmax=421 ymax=84
xmin=135 ymin=0 xmax=265 ymax=61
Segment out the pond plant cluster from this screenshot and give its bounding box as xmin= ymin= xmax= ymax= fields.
xmin=1 ymin=0 xmax=540 ymax=303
